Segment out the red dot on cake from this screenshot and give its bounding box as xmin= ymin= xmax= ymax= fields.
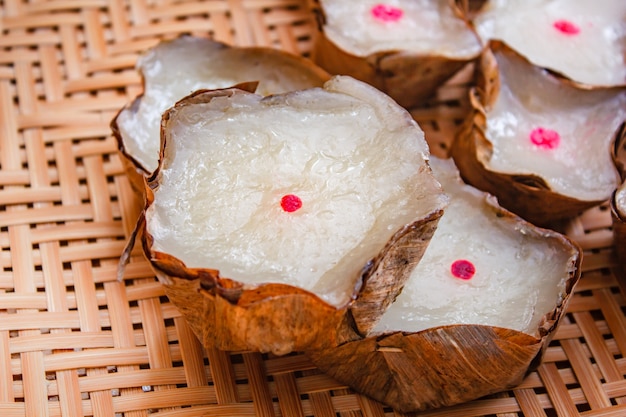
xmin=281 ymin=194 xmax=303 ymax=212
xmin=451 ymin=259 xmax=475 ymax=280
xmin=553 ymin=20 xmax=580 ymax=35
xmin=530 ymin=127 xmax=560 ymax=150
xmin=371 ymin=4 xmax=403 ymax=22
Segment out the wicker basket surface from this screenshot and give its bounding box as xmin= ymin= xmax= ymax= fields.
xmin=1 ymin=1 xmax=626 ymax=416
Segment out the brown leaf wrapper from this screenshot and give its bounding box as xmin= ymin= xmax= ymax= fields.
xmin=309 ymin=0 xmax=481 ymax=109
xmin=611 ymin=126 xmax=626 ymax=291
xmin=138 ymin=86 xmax=445 ymax=355
xmin=612 ymin=194 xmax=626 ymax=283
xmin=452 ymin=41 xmax=625 ymax=227
xmin=307 ymin=271 xmax=580 ymax=415
xmin=308 ymin=326 xmax=542 ymax=412
xmin=350 ymin=210 xmax=442 ymax=336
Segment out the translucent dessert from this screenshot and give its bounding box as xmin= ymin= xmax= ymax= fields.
xmin=612 ymin=149 xmax=626 ymax=284
xmin=310 ymin=0 xmax=482 ymax=108
xmin=374 ymin=157 xmax=574 ymax=336
xmin=473 ymin=0 xmax=626 ymax=87
xmin=452 ymin=41 xmax=626 ymax=225
xmin=307 ymin=157 xmax=581 ymax=412
xmin=138 ymin=76 xmax=447 ymax=355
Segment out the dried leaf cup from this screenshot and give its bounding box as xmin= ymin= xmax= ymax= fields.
xmin=452 ymin=41 xmax=626 ymax=227
xmin=613 ymin=179 xmax=626 ymax=277
xmin=309 ymin=0 xmax=483 ymax=109
xmin=612 ymin=129 xmax=626 ymax=282
xmin=307 ymin=157 xmax=582 ymax=412
xmin=111 ymin=36 xmax=330 ymax=194
xmin=135 ymin=76 xmax=448 ymax=355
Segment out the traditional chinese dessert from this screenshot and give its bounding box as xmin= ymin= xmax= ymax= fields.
xmin=135 ymin=76 xmax=447 ymax=355
xmin=612 ymin=132 xmax=626 ymax=284
xmin=452 ymin=41 xmax=626 ymax=226
xmin=111 ymin=36 xmax=330 ymax=190
xmin=473 ymin=0 xmax=626 ymax=87
xmin=613 ymin=178 xmax=626 ymax=269
xmin=310 ymin=0 xmax=482 ymax=108
xmin=307 ymin=157 xmax=581 ymax=412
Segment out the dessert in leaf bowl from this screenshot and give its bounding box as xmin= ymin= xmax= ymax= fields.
xmin=611 ymin=129 xmax=626 ymax=284
xmin=306 ymin=157 xmax=581 ymax=412
xmin=131 ymin=76 xmax=447 ymax=355
xmin=309 ymin=0 xmax=483 ymax=108
xmin=452 ymin=41 xmax=626 ymax=227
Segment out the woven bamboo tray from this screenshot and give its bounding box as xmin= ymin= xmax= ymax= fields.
xmin=2 ymin=1 xmax=626 ymax=416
